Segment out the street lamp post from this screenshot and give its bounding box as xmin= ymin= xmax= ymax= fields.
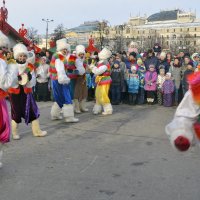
xmin=42 ymin=18 xmax=54 ymax=50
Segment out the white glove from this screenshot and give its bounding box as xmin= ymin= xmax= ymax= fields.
xmin=58 ymin=74 xmax=70 ymax=85
xmin=78 ymin=67 xmax=86 ymax=75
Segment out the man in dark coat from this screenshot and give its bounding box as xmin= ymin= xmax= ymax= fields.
xmin=144 ymin=49 xmax=159 ymax=71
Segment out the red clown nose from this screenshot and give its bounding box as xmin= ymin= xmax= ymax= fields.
xmin=174 ymin=136 xmax=190 ymax=152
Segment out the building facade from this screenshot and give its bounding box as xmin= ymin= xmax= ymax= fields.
xmin=108 ymin=9 xmax=200 ymax=53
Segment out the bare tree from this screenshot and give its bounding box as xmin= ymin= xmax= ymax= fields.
xmin=96 ymin=20 xmax=110 ymax=50
xmin=53 ymin=24 xmax=66 ymax=41
xmin=27 ymin=27 xmax=38 ymax=43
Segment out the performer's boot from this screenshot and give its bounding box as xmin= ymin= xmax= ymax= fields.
xmin=62 ymin=104 xmax=79 ymax=123
xmin=74 ymin=99 xmax=81 ymax=114
xmin=11 ymin=120 xmax=20 ymax=140
xmin=80 ymin=99 xmax=89 ymax=112
xmin=102 ymin=103 xmax=113 ymax=115
xmin=31 ymin=119 xmax=47 ymax=137
xmin=93 ymin=104 xmax=102 ymax=115
xmin=51 ymin=102 xmax=63 ymax=120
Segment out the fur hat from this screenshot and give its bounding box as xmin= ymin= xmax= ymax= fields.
xmin=98 ymin=48 xmax=112 ymax=60
xmin=76 ymin=45 xmax=85 ymax=55
xmin=56 ymin=38 xmax=71 ymax=52
xmin=191 ymin=53 xmax=199 ymax=61
xmin=13 ymin=43 xmax=28 ymax=59
xmin=160 ymin=52 xmax=166 ymax=58
xmin=0 ymin=31 xmax=10 ymax=48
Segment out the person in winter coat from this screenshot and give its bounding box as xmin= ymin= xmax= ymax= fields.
xmin=126 ymin=65 xmax=139 ymax=105
xmin=191 ymin=53 xmax=200 ymax=69
xmin=162 ymin=73 xmax=175 ymax=107
xmin=144 ymin=64 xmax=158 ymax=104
xmin=157 ymin=67 xmax=166 ymax=105
xmin=110 ymin=60 xmax=124 ymax=105
xmin=115 ymin=54 xmax=127 ymax=103
xmin=137 ymin=60 xmax=146 ymax=104
xmin=169 ymin=57 xmax=182 ymax=105
xmin=144 ymin=49 xmax=159 ymax=71
xmin=182 ymin=64 xmax=194 ymax=95
xmin=36 ymin=56 xmax=50 ymax=102
xmin=158 ymin=52 xmax=170 ymax=73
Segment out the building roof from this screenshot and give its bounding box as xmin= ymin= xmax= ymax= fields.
xmin=0 ymin=1 xmax=41 ymax=52
xmin=67 ymin=21 xmax=99 ymax=33
xmin=147 ymin=10 xmax=180 ymax=22
xmin=136 ymin=22 xmax=200 ymax=30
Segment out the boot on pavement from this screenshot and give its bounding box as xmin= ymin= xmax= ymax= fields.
xmin=31 ymin=119 xmax=47 ymax=137
xmin=11 ymin=120 xmax=20 ymax=140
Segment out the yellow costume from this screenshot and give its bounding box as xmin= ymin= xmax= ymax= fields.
xmin=91 ymin=48 xmax=113 ymax=115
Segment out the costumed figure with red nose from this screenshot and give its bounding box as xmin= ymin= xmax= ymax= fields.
xmin=166 ymin=71 xmax=200 ymax=151
xmin=90 ymin=48 xmax=113 ymax=115
xmin=0 ymin=31 xmax=18 ymax=167
xmin=73 ymin=45 xmax=89 ymax=113
xmin=8 ymin=44 xmax=47 ymax=140
xmin=49 ymin=38 xmax=79 ymax=123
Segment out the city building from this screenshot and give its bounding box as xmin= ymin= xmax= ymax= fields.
xmin=65 ymin=21 xmax=99 ymax=48
xmin=109 ymin=9 xmax=200 ymax=53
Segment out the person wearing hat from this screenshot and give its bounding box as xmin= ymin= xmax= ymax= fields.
xmin=126 ymin=65 xmax=139 ymax=105
xmin=144 ymin=64 xmax=158 ymax=104
xmin=161 ymin=72 xmax=175 ymax=107
xmin=158 ymin=52 xmax=170 ymax=73
xmin=8 ymin=43 xmax=47 ymax=140
xmin=36 ymin=56 xmax=50 ymax=101
xmin=169 ymin=57 xmax=182 ymax=105
xmin=49 ymin=38 xmax=79 ymax=123
xmin=137 ymin=59 xmax=146 ymax=105
xmin=110 ymin=60 xmax=124 ymax=105
xmin=191 ymin=53 xmax=200 ymax=68
xmin=73 ymin=45 xmax=88 ymax=113
xmin=144 ymin=49 xmax=159 ymax=71
xmin=89 ymin=48 xmax=113 ymax=115
xmin=0 ymin=31 xmax=18 ymax=167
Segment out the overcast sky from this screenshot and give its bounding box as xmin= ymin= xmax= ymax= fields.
xmin=5 ymin=0 xmax=200 ymax=34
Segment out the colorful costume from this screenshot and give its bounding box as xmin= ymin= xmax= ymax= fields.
xmin=165 ymin=72 xmax=200 ymax=151
xmin=90 ymin=48 xmax=113 ymax=115
xmin=74 ymin=45 xmax=88 ymax=113
xmin=0 ymin=31 xmax=18 ymax=167
xmin=8 ymin=44 xmax=47 ymax=140
xmin=49 ymin=38 xmax=79 ymax=123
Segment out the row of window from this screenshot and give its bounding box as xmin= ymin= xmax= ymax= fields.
xmin=165 ymin=41 xmax=196 ymax=45
xmin=126 ymin=27 xmax=198 ymax=34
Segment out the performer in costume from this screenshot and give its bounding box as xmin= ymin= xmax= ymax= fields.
xmin=0 ymin=31 xmax=18 ymax=167
xmin=8 ymin=44 xmax=47 ymax=140
xmin=49 ymin=38 xmax=79 ymax=123
xmin=90 ymin=48 xmax=113 ymax=115
xmin=67 ymin=50 xmax=79 ymax=103
xmin=74 ymin=45 xmax=88 ymax=113
xmin=165 ymin=71 xmax=200 ymax=151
